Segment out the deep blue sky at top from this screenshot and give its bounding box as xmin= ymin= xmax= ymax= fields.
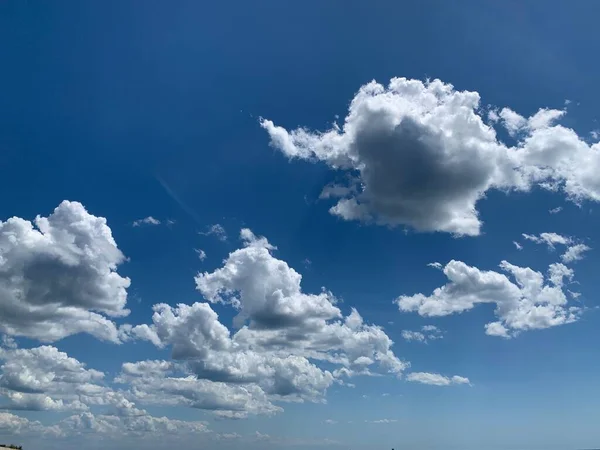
xmin=1 ymin=1 xmax=600 ymax=448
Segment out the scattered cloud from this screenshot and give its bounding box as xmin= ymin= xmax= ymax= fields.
xmin=401 ymin=325 xmax=443 ymax=343
xmin=513 ymin=241 xmax=523 ymax=250
xmin=324 ymin=419 xmax=338 ymax=424
xmin=195 ymin=248 xmax=207 ymax=261
xmin=199 ymin=224 xmax=227 ymax=241
xmin=561 ymin=243 xmax=591 ymax=263
xmin=427 ymin=262 xmax=443 ymax=269
xmin=365 ymin=419 xmax=398 ymax=424
xmin=396 ymin=260 xmax=579 ymax=338
xmin=0 ymin=201 xmax=131 ymax=343
xmin=132 ymin=216 xmax=161 ymax=227
xmin=123 ymin=229 xmax=407 ymax=418
xmin=521 ymin=232 xmax=591 ymax=264
xmin=406 ymin=372 xmax=470 ymax=386
xmin=549 ymin=206 xmax=563 ymax=214
xmin=522 ymin=232 xmax=571 ymax=249
xmin=262 ymin=77 xmax=600 ymax=236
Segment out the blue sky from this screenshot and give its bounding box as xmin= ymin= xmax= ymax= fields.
xmin=1 ymin=1 xmax=600 ymax=449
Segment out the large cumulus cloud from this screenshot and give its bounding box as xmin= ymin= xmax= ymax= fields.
xmin=126 ymin=229 xmax=408 ymax=417
xmin=261 ymin=77 xmax=600 ymax=235
xmin=0 ymin=201 xmax=131 ymax=342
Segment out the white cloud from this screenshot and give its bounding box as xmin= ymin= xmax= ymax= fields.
xmin=406 ymin=372 xmax=470 ymax=386
xmin=199 ymin=224 xmax=227 ymax=241
xmin=132 ymin=216 xmax=161 ymax=227
xmin=522 ymin=232 xmax=571 ymax=249
xmin=0 ymin=345 xmax=106 ymax=412
xmin=262 ymin=77 xmax=600 ymax=236
xmin=427 ymin=262 xmax=443 ymax=269
xmin=396 ymin=260 xmax=579 ymax=338
xmin=0 ymin=411 xmax=61 ymax=437
xmin=365 ymin=419 xmax=398 ymax=424
xmin=324 ymin=419 xmax=338 ymax=424
xmin=195 ymin=248 xmax=207 ymax=261
xmin=126 ymin=229 xmax=407 ymax=417
xmin=0 ymin=201 xmax=131 ymax=343
xmin=513 ymin=241 xmax=523 ymax=250
xmin=549 ymin=206 xmax=563 ymax=214
xmin=401 ymin=330 xmax=426 ymax=342
xmin=561 ymin=243 xmax=591 ymax=263
xmin=0 ymin=335 xmax=16 ymax=349
xmin=521 ymin=232 xmax=591 ymax=263
xmin=402 ymin=325 xmax=443 ymax=343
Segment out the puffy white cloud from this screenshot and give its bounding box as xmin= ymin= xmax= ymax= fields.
xmin=396 ymin=260 xmax=579 ymax=338
xmin=199 ymin=224 xmax=227 ymax=241
xmin=0 ymin=201 xmax=131 ymax=343
xmin=0 ymin=411 xmax=61 ymax=437
xmin=0 ymin=345 xmax=106 ymax=412
xmin=116 ymin=362 xmax=282 ymax=418
xmin=126 ymin=229 xmax=407 ymax=417
xmin=406 ymin=372 xmax=470 ymax=386
xmin=261 ymin=77 xmax=600 ymax=236
xmin=401 ymin=325 xmax=443 ymax=343
xmin=132 ymin=216 xmax=161 ymax=227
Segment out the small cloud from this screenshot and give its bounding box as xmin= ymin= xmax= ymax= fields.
xmin=381 ymin=393 xmax=390 ymax=397
xmin=561 ymin=243 xmax=591 ymax=263
xmin=132 ymin=216 xmax=161 ymax=227
xmin=427 ymin=262 xmax=443 ymax=269
xmin=365 ymin=419 xmax=398 ymax=424
xmin=406 ymin=372 xmax=471 ymax=386
xmin=199 ymin=224 xmax=227 ymax=241
xmin=361 ymin=394 xmax=369 ymax=399
xmin=564 ymin=99 xmax=571 ymax=106
xmin=591 ymin=130 xmax=600 ymax=140
xmin=303 ymin=258 xmax=312 ymax=268
xmin=402 ymin=325 xmax=443 ymax=343
xmin=166 ymin=219 xmax=176 ymax=227
xmin=568 ymin=290 xmax=581 ymax=300
xmin=513 ymin=241 xmax=523 ymax=250
xmin=195 ymin=249 xmax=207 ymax=261
xmin=324 ymin=419 xmax=338 ymax=425
xmin=549 ymin=206 xmax=563 ymax=214
xmin=255 ymin=431 xmax=271 ymax=441
xmin=1 ymin=335 xmax=17 ymax=349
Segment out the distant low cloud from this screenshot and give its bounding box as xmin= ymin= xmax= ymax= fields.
xmin=406 ymin=372 xmax=470 ymax=386
xmin=365 ymin=419 xmax=398 ymax=424
xmin=199 ymin=224 xmax=227 ymax=241
xmin=132 ymin=216 xmax=161 ymax=227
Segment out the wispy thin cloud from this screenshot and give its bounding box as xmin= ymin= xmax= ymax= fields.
xmin=156 ymin=175 xmax=203 ymax=224
xmin=199 ymin=224 xmax=227 ymax=241
xmin=132 ymin=216 xmax=161 ymax=227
